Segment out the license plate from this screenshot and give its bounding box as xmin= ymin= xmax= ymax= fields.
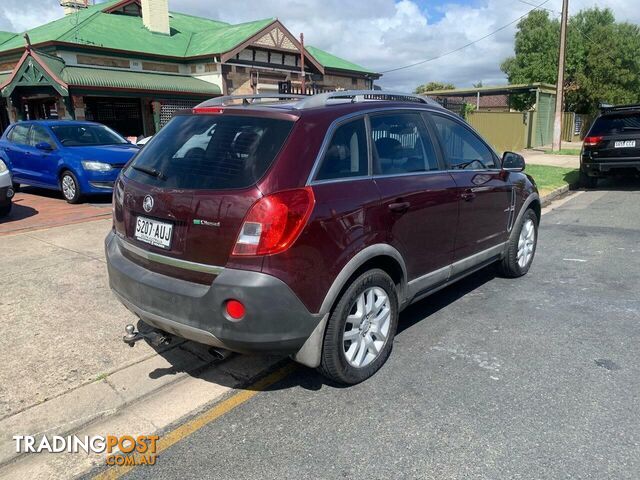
xmin=134 ymin=216 xmax=173 ymax=249
xmin=614 ymin=140 xmax=636 ymax=148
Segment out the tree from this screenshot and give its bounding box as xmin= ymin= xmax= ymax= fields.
xmin=473 ymin=81 xmax=484 ymax=88
xmin=414 ymin=82 xmax=455 ymax=94
xmin=501 ymin=7 xmax=640 ymax=114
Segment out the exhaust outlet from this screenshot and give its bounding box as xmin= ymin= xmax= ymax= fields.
xmin=209 ymin=347 xmax=233 ymax=361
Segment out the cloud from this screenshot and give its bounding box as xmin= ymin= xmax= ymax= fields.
xmin=0 ymin=0 xmax=638 ymax=92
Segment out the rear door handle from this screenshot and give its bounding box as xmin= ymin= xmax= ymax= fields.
xmin=461 ymin=189 xmax=476 ymax=201
xmin=388 ymin=201 xmax=411 ymax=213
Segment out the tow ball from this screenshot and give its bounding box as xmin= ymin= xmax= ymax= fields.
xmin=123 ymin=324 xmax=171 ymax=347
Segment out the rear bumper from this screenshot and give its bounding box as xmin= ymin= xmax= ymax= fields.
xmin=582 ymin=158 xmax=640 ymax=176
xmin=105 ymin=231 xmax=322 ymax=354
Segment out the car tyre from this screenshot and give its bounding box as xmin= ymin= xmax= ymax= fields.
xmin=318 ymin=269 xmax=398 ymax=385
xmin=499 ymin=208 xmax=539 ymax=278
xmin=60 ymin=171 xmax=82 ymax=204
xmin=579 ymin=168 xmax=598 ymax=189
xmin=11 ymin=182 xmax=20 ymax=192
xmin=0 ymin=202 xmax=11 ymax=217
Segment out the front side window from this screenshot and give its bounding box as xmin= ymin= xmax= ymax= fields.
xmin=431 ymin=114 xmax=496 ymax=169
xmin=370 ymin=113 xmax=439 ymax=175
xmin=50 ymin=124 xmax=128 ymax=147
xmin=29 ymin=125 xmax=55 ymax=148
xmin=125 ymin=114 xmax=294 ymax=190
xmin=8 ymin=124 xmax=30 ymax=145
xmin=315 ymin=118 xmax=368 ymax=181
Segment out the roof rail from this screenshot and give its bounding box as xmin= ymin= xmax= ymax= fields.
xmin=294 ymin=90 xmax=440 ymax=109
xmin=196 ymin=94 xmax=307 ymax=108
xmin=600 ymin=103 xmax=640 ymax=113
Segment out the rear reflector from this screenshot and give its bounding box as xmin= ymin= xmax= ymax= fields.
xmin=584 ymin=135 xmax=604 ymax=147
xmin=225 ymin=300 xmax=245 ymax=320
xmin=232 ymin=187 xmax=315 ymax=256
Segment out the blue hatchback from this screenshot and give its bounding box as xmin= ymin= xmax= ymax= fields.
xmin=0 ymin=120 xmax=139 ymax=203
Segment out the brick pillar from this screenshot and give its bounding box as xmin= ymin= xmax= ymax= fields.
xmin=72 ymin=95 xmax=86 ymax=120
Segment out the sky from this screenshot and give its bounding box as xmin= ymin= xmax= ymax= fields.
xmin=0 ymin=0 xmax=638 ymax=92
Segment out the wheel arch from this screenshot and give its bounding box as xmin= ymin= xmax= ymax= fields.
xmin=292 ymin=244 xmax=407 ymax=369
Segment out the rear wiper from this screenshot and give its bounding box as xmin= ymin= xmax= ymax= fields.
xmin=623 ymin=127 xmax=640 ymax=131
xmin=132 ymin=165 xmax=166 ymax=180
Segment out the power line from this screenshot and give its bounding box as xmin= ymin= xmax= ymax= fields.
xmin=380 ymin=0 xmax=552 ymax=74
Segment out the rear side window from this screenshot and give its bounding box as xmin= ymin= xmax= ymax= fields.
xmin=8 ymin=124 xmax=30 ymax=145
xmin=125 ymin=114 xmax=294 ymax=190
xmin=370 ymin=113 xmax=439 ymax=174
xmin=590 ymin=113 xmax=640 ymax=136
xmin=315 ymin=118 xmax=368 ymax=181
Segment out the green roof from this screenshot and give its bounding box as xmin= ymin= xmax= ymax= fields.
xmin=1 ymin=49 xmax=220 ymax=96
xmin=0 ymin=31 xmax=16 ymax=48
xmin=62 ymin=65 xmax=220 ymax=95
xmin=306 ymin=45 xmax=374 ymax=74
xmin=0 ymin=1 xmax=375 ymax=75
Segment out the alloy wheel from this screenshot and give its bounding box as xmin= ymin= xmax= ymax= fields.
xmin=342 ymin=287 xmax=391 ymax=368
xmin=517 ymin=218 xmax=535 ymax=268
xmin=62 ymin=175 xmax=76 ymax=201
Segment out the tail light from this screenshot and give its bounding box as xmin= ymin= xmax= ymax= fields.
xmin=584 ymin=136 xmax=603 ymax=147
xmin=232 ymin=187 xmax=315 ymax=256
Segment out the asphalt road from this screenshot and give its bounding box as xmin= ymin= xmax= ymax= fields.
xmin=123 ymin=188 xmax=640 ymax=480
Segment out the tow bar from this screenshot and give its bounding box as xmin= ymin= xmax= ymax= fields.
xmin=123 ymin=324 xmax=171 ymax=347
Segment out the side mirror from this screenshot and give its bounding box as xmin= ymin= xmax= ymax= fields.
xmin=35 ymin=142 xmax=54 ymax=151
xmin=502 ymin=151 xmax=525 ymax=172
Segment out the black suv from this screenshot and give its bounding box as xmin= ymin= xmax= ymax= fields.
xmin=581 ymin=104 xmax=640 ymax=187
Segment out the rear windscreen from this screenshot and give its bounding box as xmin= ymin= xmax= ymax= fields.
xmin=590 ymin=113 xmax=640 ymax=136
xmin=124 ymin=114 xmax=294 ymax=189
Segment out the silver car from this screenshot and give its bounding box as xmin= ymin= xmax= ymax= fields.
xmin=0 ymin=159 xmax=14 ymax=217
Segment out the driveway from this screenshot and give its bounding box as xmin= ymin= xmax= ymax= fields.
xmin=0 ymin=187 xmax=111 ymax=236
xmin=119 ymin=187 xmax=640 ymax=480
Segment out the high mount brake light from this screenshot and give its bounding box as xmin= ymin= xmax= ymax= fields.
xmin=232 ymin=187 xmax=315 ymax=256
xmin=584 ymin=135 xmax=604 ymax=147
xmin=192 ymin=106 xmax=225 ymax=114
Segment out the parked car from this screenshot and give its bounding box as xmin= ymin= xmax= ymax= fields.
xmin=0 ymin=120 xmax=139 ymax=203
xmin=580 ymin=104 xmax=640 ymax=187
xmin=0 ymin=158 xmax=14 ymax=217
xmin=106 ymin=91 xmax=540 ymax=384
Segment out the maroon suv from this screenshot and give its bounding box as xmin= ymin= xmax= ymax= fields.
xmin=106 ymin=91 xmax=540 ymax=384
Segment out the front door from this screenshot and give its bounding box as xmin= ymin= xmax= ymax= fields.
xmin=370 ymin=112 xmax=458 ymax=285
xmin=428 ymin=113 xmax=512 ymax=262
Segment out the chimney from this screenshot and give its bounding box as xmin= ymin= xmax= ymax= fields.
xmin=60 ymin=0 xmax=88 ymax=16
xmin=141 ymin=0 xmax=170 ymax=35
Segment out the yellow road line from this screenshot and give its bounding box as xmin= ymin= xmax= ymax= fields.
xmin=93 ymin=362 xmax=298 ymax=480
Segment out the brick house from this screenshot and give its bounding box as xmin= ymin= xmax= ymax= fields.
xmin=0 ymin=0 xmax=379 ymax=137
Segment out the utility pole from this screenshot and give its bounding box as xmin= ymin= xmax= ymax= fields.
xmin=552 ymin=0 xmax=569 ymax=151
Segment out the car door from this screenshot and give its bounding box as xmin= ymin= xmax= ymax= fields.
xmin=370 ymin=111 xmax=458 ymax=288
xmin=27 ymin=124 xmax=60 ymax=187
xmin=2 ymin=123 xmax=32 ymax=182
xmin=428 ymin=112 xmax=512 ymax=263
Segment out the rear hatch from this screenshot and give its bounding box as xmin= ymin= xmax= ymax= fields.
xmin=113 ymin=112 xmax=295 ymax=273
xmin=586 ymin=111 xmax=640 ymax=160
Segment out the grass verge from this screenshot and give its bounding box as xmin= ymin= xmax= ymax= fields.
xmin=525 ymin=164 xmax=579 ymax=196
